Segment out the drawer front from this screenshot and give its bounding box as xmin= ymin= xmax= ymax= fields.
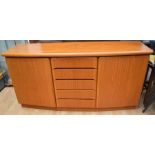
xmin=56 ymin=90 xmax=96 ymax=99
xmin=51 ymin=57 xmax=97 ymax=68
xmin=53 ymin=69 xmax=96 ymax=79
xmin=57 ymin=99 xmax=95 ymax=108
xmin=55 ymin=80 xmax=96 ymax=90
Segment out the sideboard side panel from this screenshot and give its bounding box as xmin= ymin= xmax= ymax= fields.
xmin=6 ymin=58 xmax=56 ymax=107
xmin=97 ymin=55 xmax=149 ymax=108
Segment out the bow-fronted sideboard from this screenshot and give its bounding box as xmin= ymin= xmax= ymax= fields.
xmin=2 ymin=41 xmax=153 ymax=110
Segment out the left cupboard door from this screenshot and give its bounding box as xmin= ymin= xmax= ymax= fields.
xmin=6 ymin=58 xmax=56 ymax=108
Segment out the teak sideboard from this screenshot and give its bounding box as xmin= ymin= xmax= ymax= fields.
xmin=2 ymin=41 xmax=153 ymax=110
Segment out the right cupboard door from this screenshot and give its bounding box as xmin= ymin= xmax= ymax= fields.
xmin=97 ymin=55 xmax=149 ymax=108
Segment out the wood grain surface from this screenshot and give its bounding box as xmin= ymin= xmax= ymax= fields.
xmin=6 ymin=58 xmax=56 ymax=107
xmin=53 ymin=69 xmax=96 ymax=79
xmin=51 ymin=57 xmax=97 ymax=108
xmin=97 ymin=55 xmax=149 ymax=108
xmin=2 ymin=41 xmax=153 ymax=57
xmin=51 ymin=57 xmax=97 ymax=68
xmin=57 ymin=99 xmax=95 ymax=108
xmin=55 ymin=80 xmax=96 ymax=90
xmin=56 ymin=90 xmax=96 ymax=99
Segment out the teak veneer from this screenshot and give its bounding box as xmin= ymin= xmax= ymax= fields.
xmin=2 ymin=41 xmax=153 ymax=110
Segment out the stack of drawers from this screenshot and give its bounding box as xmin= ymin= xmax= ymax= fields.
xmin=51 ymin=57 xmax=97 ymax=108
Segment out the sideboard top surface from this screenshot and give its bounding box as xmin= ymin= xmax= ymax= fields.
xmin=2 ymin=41 xmax=153 ymax=57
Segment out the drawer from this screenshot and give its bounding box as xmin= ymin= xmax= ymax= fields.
xmin=57 ymin=99 xmax=95 ymax=108
xmin=55 ymin=80 xmax=96 ymax=90
xmin=53 ymin=69 xmax=96 ymax=79
xmin=56 ymin=90 xmax=96 ymax=99
xmin=51 ymin=57 xmax=97 ymax=68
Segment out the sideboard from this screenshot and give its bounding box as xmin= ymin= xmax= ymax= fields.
xmin=2 ymin=41 xmax=153 ymax=110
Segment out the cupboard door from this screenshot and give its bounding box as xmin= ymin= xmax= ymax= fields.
xmin=97 ymin=56 xmax=149 ymax=108
xmin=6 ymin=58 xmax=56 ymax=107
